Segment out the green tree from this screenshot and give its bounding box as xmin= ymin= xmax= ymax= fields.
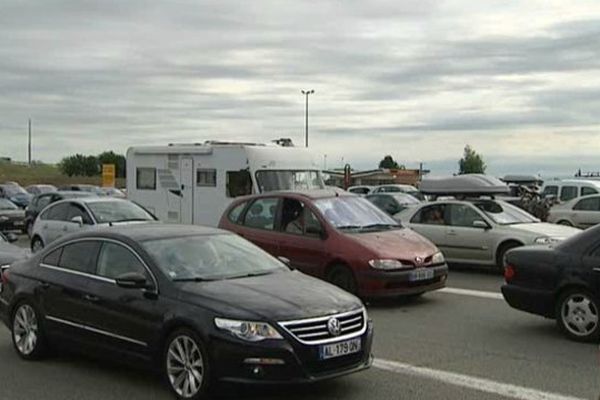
xmin=458 ymin=145 xmax=487 ymax=174
xmin=97 ymin=151 xmax=126 ymax=178
xmin=58 ymin=154 xmax=100 ymax=177
xmin=378 ymin=155 xmax=403 ymax=169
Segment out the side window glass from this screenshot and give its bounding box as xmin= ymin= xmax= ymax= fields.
xmin=243 ymin=198 xmax=278 ymax=230
xmin=136 ymin=168 xmax=156 ymax=190
xmin=412 ymin=205 xmax=446 ymax=225
xmin=42 ymin=248 xmax=62 ymax=266
xmin=448 ymin=204 xmax=484 ymax=227
xmin=58 ymin=241 xmax=101 ymax=274
xmin=226 ymin=170 xmax=252 ymax=198
xmin=97 ymin=242 xmax=148 ymax=280
xmin=45 ymin=203 xmax=70 ymax=221
xmin=581 ymin=187 xmax=598 ymax=196
xmin=37 ymin=195 xmax=51 ymax=210
xmin=66 ymin=204 xmax=93 ymax=224
xmin=227 ymin=202 xmax=247 ymax=224
xmin=574 ymin=198 xmax=596 ymax=211
xmin=560 ymin=186 xmax=578 ymax=202
xmin=281 ymin=199 xmax=305 ymax=235
xmin=304 ymin=208 xmax=323 ymax=238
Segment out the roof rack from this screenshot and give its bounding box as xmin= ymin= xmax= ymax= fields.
xmin=420 ymin=174 xmax=509 ymax=196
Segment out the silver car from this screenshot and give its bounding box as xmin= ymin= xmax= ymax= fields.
xmin=396 ymin=198 xmax=581 ymax=269
xmin=31 ymin=197 xmax=157 ymax=251
xmin=547 ymin=194 xmax=600 ymax=229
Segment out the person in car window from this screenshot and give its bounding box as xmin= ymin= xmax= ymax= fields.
xmin=283 ymin=201 xmax=304 ymax=234
xmin=426 ymin=208 xmax=444 ymax=224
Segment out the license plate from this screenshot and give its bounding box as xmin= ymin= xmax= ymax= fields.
xmin=409 ymin=268 xmax=434 ymax=282
xmin=13 ymin=221 xmax=23 ymax=226
xmin=319 ymin=338 xmax=361 ymax=360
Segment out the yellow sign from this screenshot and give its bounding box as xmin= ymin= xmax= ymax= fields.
xmin=102 ymin=164 xmax=116 ymax=188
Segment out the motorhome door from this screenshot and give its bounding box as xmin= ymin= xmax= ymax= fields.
xmin=180 ymin=157 xmax=194 ymax=224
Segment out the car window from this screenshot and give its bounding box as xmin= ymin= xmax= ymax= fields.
xmin=411 ymin=204 xmax=446 ymax=225
xmin=227 ymin=201 xmax=247 ymax=224
xmin=42 ymin=248 xmax=62 ymax=266
xmin=368 ymin=195 xmax=399 ymax=215
xmin=36 ymin=195 xmax=52 ymax=210
xmin=42 ymin=202 xmax=70 ymax=221
xmin=281 ymin=198 xmax=305 ymax=234
xmin=58 ymin=241 xmax=102 ymax=274
xmin=96 ymin=242 xmax=148 ymax=280
xmin=66 ymin=203 xmax=93 ymax=224
xmin=574 ymin=197 xmax=600 ymax=211
xmin=243 ymin=198 xmax=278 ymax=230
xmin=0 ymin=198 xmax=17 ymax=210
xmin=226 ymin=170 xmax=253 ymax=197
xmin=543 ymin=185 xmax=558 ymax=197
xmin=581 ymin=187 xmax=598 ymax=196
xmin=304 ymin=208 xmax=323 ymax=238
xmin=560 ymin=186 xmax=578 ymax=202
xmin=448 ymin=204 xmax=485 ymax=227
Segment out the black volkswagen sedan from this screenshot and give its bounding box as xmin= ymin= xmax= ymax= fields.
xmin=0 ymin=224 xmax=373 ymax=399
xmin=501 ymin=224 xmax=600 ymax=342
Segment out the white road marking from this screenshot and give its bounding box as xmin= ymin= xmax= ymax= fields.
xmin=373 ymin=358 xmax=586 ymax=400
xmin=439 ymin=287 xmax=504 ymax=300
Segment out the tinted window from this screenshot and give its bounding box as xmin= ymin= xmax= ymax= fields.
xmin=281 ymin=199 xmax=305 ymax=234
xmin=560 ymin=186 xmax=578 ymax=202
xmin=66 ymin=203 xmax=93 ymax=224
xmin=581 ymin=187 xmax=598 ymax=196
xmin=227 ymin=202 xmax=247 ymax=224
xmin=367 ymin=195 xmax=399 ymax=215
xmin=243 ymin=198 xmax=278 ymax=230
xmin=349 ymin=187 xmax=370 ymax=195
xmin=448 ymin=204 xmax=484 ymax=227
xmin=574 ymin=197 xmax=600 ymax=211
xmin=136 ymin=168 xmax=156 ymax=190
xmin=58 ymin=241 xmax=101 ymax=274
xmin=42 ymin=248 xmax=62 ymax=266
xmin=36 ymin=195 xmax=52 ymax=210
xmin=97 ymin=242 xmax=148 ymax=279
xmin=43 ymin=203 xmax=70 ymax=221
xmin=304 ymin=208 xmax=323 ymax=238
xmin=197 ymin=169 xmax=217 ymax=187
xmin=411 ymin=204 xmax=446 ymax=225
xmin=226 ymin=170 xmax=252 ymax=197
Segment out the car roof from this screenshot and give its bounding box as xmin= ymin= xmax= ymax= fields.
xmin=545 ymin=180 xmax=600 ymax=187
xmin=234 ymin=188 xmax=354 ymax=202
xmin=51 ymin=196 xmax=126 ymax=205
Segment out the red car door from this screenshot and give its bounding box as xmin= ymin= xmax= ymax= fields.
xmin=234 ymin=197 xmax=282 ymax=256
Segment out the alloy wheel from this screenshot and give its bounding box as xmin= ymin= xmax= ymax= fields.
xmin=166 ymin=335 xmax=204 ymax=399
xmin=561 ymin=293 xmax=599 ymax=338
xmin=13 ymin=304 xmax=39 ymax=356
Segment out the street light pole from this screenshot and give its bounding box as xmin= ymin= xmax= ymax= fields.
xmin=301 ymin=89 xmax=314 ymax=147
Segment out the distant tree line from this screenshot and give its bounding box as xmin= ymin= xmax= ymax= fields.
xmin=58 ymin=151 xmax=126 ymax=178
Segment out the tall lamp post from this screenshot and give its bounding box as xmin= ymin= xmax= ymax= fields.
xmin=301 ymin=89 xmax=314 ymax=147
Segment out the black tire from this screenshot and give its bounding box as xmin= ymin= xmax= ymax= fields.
xmin=555 ymin=289 xmax=600 ymax=342
xmin=496 ymin=242 xmax=521 ymax=271
xmin=31 ymin=236 xmax=44 ymax=253
xmin=327 ymin=265 xmax=358 ymax=295
xmin=163 ymin=328 xmax=211 ymax=399
xmin=11 ymin=301 xmax=48 ymax=360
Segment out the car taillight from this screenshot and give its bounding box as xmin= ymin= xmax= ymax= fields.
xmin=504 ymin=264 xmax=516 ymax=282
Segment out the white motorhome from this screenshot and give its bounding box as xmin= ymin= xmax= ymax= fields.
xmin=126 ymin=141 xmax=324 ymax=226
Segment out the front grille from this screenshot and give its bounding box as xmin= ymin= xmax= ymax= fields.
xmin=278 ymin=308 xmax=366 ymax=345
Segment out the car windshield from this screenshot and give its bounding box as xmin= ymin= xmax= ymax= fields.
xmin=314 ymin=196 xmax=401 ymax=231
xmin=3 ymin=185 xmax=28 ymax=196
xmin=473 ymin=200 xmax=538 ymax=225
xmin=86 ymin=201 xmax=155 ymax=223
xmin=255 ymin=170 xmax=324 ymax=192
xmin=0 ymin=199 xmax=17 ymax=210
xmin=392 ymin=193 xmax=421 ymax=204
xmin=143 ymin=234 xmax=288 ymax=281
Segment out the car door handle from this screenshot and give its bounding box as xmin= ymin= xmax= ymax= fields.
xmin=84 ymin=294 xmax=99 ymax=302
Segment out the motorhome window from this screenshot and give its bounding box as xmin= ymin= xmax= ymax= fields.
xmin=560 ymin=186 xmax=577 ymax=202
xmin=197 ymin=169 xmax=217 ymax=187
xmin=226 ymin=170 xmax=252 ymax=197
xmin=581 ymin=187 xmax=598 ymax=196
xmin=255 ymin=170 xmax=324 ymax=192
xmin=136 ymin=168 xmax=156 ymax=190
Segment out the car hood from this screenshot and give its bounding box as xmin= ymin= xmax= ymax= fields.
xmin=510 ymin=222 xmax=580 ymax=238
xmin=177 ymin=270 xmax=362 ymax=322
xmin=0 ymin=243 xmax=30 ymax=265
xmin=0 ymin=209 xmax=25 ymax=219
xmin=345 ymin=228 xmax=438 ymax=260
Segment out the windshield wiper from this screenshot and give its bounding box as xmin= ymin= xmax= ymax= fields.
xmin=337 ymin=225 xmax=363 ymax=230
xmin=361 ymin=223 xmax=401 ymax=230
xmin=172 ymin=277 xmax=218 ymax=282
xmin=226 ymin=271 xmax=274 ymax=280
xmin=110 ymin=218 xmax=152 ymax=223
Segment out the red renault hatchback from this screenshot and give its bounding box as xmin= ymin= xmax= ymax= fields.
xmin=218 ymin=190 xmax=448 ymax=298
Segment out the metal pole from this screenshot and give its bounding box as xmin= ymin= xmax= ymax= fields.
xmin=305 ymin=93 xmax=309 ymax=147
xmin=28 ymin=119 xmax=31 ymax=165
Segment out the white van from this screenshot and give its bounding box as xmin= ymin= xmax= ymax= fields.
xmin=541 ymin=179 xmax=600 ymax=203
xmin=126 ymin=141 xmax=324 ymax=226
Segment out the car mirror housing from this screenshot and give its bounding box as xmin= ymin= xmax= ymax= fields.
xmin=71 ymin=216 xmax=84 ymax=226
xmin=472 ymin=220 xmax=489 ymax=230
xmin=115 ymin=272 xmax=150 ymax=289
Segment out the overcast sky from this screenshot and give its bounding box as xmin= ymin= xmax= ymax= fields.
xmin=1 ymin=0 xmax=600 ymax=177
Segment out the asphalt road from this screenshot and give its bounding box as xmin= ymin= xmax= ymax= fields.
xmin=2 ymin=237 xmax=599 ymax=400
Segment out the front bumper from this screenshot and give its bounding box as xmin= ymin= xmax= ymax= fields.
xmin=501 ymin=284 xmax=555 ymax=318
xmin=0 ymin=219 xmax=25 ymax=232
xmin=358 ymin=264 xmax=449 ymax=298
xmin=211 ymin=320 xmax=374 ymax=384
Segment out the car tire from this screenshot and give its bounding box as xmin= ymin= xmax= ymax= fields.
xmin=327 ymin=265 xmax=358 ymax=295
xmin=555 ymin=289 xmax=600 ymax=342
xmin=31 ymin=236 xmax=44 ymax=252
xmin=496 ymin=242 xmax=521 ymax=271
xmin=557 ymin=220 xmax=573 ymax=227
xmin=163 ymin=328 xmax=211 ymax=400
xmin=11 ymin=301 xmax=48 ymax=360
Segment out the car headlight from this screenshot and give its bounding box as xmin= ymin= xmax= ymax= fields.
xmin=431 ymin=251 xmax=445 ymax=264
xmin=368 ymin=259 xmax=408 ymax=270
xmin=214 ymin=318 xmax=283 ymax=342
xmin=534 ymin=237 xmax=561 ymax=244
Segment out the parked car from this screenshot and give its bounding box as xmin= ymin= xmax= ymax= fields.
xmin=502 ymin=225 xmax=600 ymax=342
xmin=0 ymin=225 xmax=373 ymax=399
xmin=25 ymin=184 xmax=57 ymax=196
xmin=396 ymin=198 xmax=581 ymax=269
xmin=59 ymin=184 xmax=105 ymax=196
xmin=0 ymin=232 xmax=29 ymax=266
xmin=372 ymin=184 xmax=425 ymax=200
xmin=0 ymin=198 xmax=26 ymax=233
xmin=24 ymin=191 xmax=96 ymax=237
xmin=541 ymin=179 xmax=600 ymax=204
xmin=347 ymin=186 xmax=373 ymax=195
xmin=547 ymin=194 xmax=600 ymax=229
xmin=0 ymin=184 xmax=32 ymax=208
xmin=99 ymin=187 xmax=127 ymax=198
xmin=30 ymin=198 xmax=157 ymax=251
xmin=219 ymin=190 xmax=448 ymax=298
xmin=365 ymin=193 xmax=420 ymax=216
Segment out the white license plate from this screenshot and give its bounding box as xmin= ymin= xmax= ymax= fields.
xmin=409 ymin=268 xmax=434 ymax=282
xmin=319 ymin=338 xmax=361 ymax=360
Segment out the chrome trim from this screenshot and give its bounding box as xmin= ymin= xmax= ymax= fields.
xmin=45 ymin=315 xmax=147 ymax=347
xmin=278 ymin=308 xmax=367 ymax=345
xmin=40 ymin=263 xmax=115 ymax=284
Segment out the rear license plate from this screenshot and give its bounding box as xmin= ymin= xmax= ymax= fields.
xmin=409 ymin=268 xmax=434 ymax=282
xmin=319 ymin=338 xmax=361 ymax=360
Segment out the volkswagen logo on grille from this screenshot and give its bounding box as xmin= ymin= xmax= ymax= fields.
xmin=327 ymin=318 xmax=341 ymax=336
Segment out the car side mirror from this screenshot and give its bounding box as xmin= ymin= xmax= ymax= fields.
xmin=70 ymin=216 xmax=83 ymax=226
xmin=115 ymin=272 xmax=150 ymax=289
xmin=472 ymin=220 xmax=489 ymax=230
xmin=277 ymin=256 xmax=295 ymax=270
xmin=6 ymin=233 xmax=18 ymax=243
